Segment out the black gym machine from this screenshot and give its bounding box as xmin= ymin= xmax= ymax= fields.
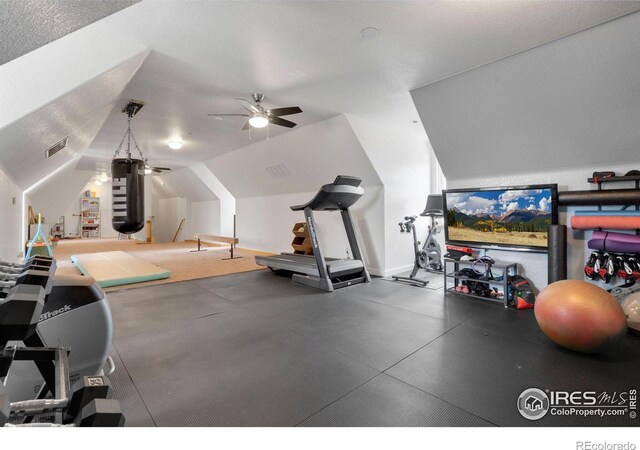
xmin=0 ymin=256 xmax=124 ymax=427
xmin=392 ymin=195 xmax=444 ymax=287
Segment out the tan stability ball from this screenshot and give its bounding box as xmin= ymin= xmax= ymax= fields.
xmin=534 ymin=280 xmax=627 ymax=354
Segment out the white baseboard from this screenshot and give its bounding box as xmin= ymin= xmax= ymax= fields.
xmin=381 ymin=264 xmax=415 ymax=278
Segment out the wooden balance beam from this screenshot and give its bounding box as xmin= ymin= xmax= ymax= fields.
xmin=192 ymin=234 xmax=242 ymax=260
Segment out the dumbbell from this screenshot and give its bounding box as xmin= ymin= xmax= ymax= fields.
xmin=0 ymin=284 xmax=46 ymax=348
xmin=1 ymin=383 xmax=9 ymax=427
xmin=74 ymin=399 xmax=125 ymax=427
xmin=64 ymin=375 xmax=119 ymax=424
xmin=0 ymin=257 xmax=55 ymax=275
xmin=0 ymin=268 xmax=55 ymax=299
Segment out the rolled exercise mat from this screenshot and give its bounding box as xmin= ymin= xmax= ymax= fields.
xmin=548 ymin=224 xmax=567 ymax=283
xmin=571 ymin=215 xmax=640 ymax=230
xmin=588 ymin=230 xmax=640 ymax=253
xmin=574 ymin=210 xmax=640 ymax=216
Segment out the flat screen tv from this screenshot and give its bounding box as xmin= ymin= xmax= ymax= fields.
xmin=442 ymin=184 xmax=558 ymax=252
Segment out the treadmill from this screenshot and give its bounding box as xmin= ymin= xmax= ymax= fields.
xmin=255 ymin=176 xmax=371 ymax=292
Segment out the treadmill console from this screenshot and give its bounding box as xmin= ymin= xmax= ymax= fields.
xmin=333 ymin=175 xmax=361 ymax=187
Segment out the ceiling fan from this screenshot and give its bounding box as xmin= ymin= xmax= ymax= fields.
xmin=208 ymin=93 xmax=302 ymax=130
xmin=144 ymin=164 xmax=171 ymax=175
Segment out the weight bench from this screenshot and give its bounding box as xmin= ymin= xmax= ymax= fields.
xmin=192 ymin=234 xmax=242 ymax=260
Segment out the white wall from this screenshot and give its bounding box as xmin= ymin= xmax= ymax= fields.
xmin=447 ymin=162 xmax=639 ymax=290
xmin=27 ymin=166 xmax=94 ymax=239
xmin=191 ymin=200 xmax=221 ymax=236
xmin=0 ymin=166 xmax=23 ymax=261
xmin=156 ymin=197 xmax=189 ymax=243
xmin=347 ymin=115 xmax=438 ymax=275
xmin=190 ymin=163 xmax=234 ymax=236
xmin=237 ymin=187 xmax=385 ymax=275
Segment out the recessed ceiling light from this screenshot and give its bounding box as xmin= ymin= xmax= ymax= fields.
xmin=168 ymin=140 xmax=183 ymax=150
xmin=360 ymin=27 xmax=379 ymax=40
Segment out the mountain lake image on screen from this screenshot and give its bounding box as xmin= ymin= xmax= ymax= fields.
xmin=443 ymin=185 xmax=558 ymax=251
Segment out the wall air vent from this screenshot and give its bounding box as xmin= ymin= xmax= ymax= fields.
xmin=45 ymin=137 xmax=69 ymax=158
xmin=265 ymin=163 xmax=291 ymax=178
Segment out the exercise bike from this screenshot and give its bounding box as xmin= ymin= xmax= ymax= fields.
xmin=392 ymin=195 xmax=444 ymax=287
xmin=0 ymin=256 xmax=114 ymax=402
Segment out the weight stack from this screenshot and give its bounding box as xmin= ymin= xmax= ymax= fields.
xmin=548 ymin=224 xmax=567 ymax=284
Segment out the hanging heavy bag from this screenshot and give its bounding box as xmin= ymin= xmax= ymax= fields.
xmin=112 ymin=158 xmax=145 ymax=234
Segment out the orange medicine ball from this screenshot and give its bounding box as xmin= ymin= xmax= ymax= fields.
xmin=534 ymin=280 xmax=627 ymax=354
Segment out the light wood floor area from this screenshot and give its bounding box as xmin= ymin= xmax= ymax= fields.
xmin=53 ymin=238 xmax=270 ymax=291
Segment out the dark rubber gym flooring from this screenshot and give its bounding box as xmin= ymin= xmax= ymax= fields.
xmin=107 ymin=270 xmax=640 ymax=427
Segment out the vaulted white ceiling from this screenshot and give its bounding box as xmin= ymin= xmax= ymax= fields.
xmin=84 ymin=0 xmax=640 ymax=169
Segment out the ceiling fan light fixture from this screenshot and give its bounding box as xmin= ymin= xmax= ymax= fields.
xmin=144 ymin=164 xmax=152 ymax=175
xmin=168 ymin=140 xmax=183 ymax=150
xmin=249 ymin=115 xmax=268 ymax=128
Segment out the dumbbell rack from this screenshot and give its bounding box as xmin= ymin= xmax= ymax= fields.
xmin=443 ymin=257 xmax=518 ymax=308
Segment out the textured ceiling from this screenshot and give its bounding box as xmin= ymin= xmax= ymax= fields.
xmin=0 ymin=0 xmax=139 ymax=66
xmin=84 ymin=0 xmax=640 ymax=167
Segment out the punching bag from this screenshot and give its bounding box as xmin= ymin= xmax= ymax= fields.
xmin=112 ymin=158 xmax=145 ymax=234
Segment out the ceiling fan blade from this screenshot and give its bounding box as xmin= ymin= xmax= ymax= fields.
xmin=242 ymin=121 xmax=251 ymax=130
xmin=234 ymin=98 xmax=260 ymax=114
xmin=151 ymin=168 xmax=163 ymax=173
xmin=268 ymin=116 xmax=297 ymax=128
xmin=268 ymin=106 xmax=302 ymax=117
xmin=153 ymin=167 xmax=171 ymax=171
xmin=208 ymin=113 xmax=249 ymax=117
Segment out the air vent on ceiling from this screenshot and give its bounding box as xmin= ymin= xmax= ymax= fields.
xmin=45 ymin=137 xmax=69 ymax=158
xmin=265 ymin=163 xmax=291 ymax=178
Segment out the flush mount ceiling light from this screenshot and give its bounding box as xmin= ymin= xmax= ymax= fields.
xmin=167 ymin=140 xmax=183 ymax=150
xmin=248 ymin=115 xmax=269 ymax=128
xmin=360 ymin=27 xmax=379 ymax=40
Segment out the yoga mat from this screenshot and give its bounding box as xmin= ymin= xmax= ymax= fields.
xmin=588 ymin=230 xmax=640 ymax=253
xmin=574 ymin=210 xmax=640 ymax=217
xmin=571 ymin=216 xmax=640 ymax=230
xmin=71 ymin=251 xmax=171 ymax=288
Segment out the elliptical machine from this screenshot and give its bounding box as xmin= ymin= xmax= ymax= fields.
xmin=392 ymin=195 xmax=444 ymax=287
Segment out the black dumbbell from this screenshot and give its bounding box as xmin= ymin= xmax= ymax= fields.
xmin=0 ymin=284 xmax=46 ymax=346
xmin=74 ymin=399 xmax=125 ymax=427
xmin=1 ymin=383 xmax=10 ymax=427
xmin=64 ymin=375 xmax=114 ymax=423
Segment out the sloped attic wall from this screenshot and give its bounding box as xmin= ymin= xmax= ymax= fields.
xmin=0 ymin=28 xmax=148 ymax=190
xmin=151 ymin=167 xmax=221 ymax=243
xmin=411 ymin=12 xmax=640 ymax=288
xmin=346 ymin=115 xmax=441 ymax=275
xmin=26 ymin=160 xmax=95 ymax=240
xmin=0 ymin=167 xmax=22 ymax=261
xmin=204 ymin=115 xmax=386 ymax=273
xmin=0 ymin=25 xmax=147 ymax=255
